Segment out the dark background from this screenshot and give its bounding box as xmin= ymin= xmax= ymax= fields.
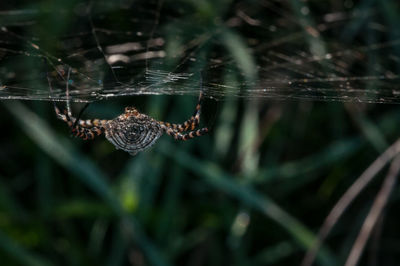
xmin=1 ymin=0 xmax=400 ymax=265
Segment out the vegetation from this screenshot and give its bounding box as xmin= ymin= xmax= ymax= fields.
xmin=1 ymin=0 xmax=400 ymax=265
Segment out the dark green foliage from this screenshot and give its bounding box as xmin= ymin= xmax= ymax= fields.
xmin=1 ymin=0 xmax=400 ymax=265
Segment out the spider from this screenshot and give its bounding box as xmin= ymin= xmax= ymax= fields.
xmin=48 ymin=71 xmax=208 ymax=156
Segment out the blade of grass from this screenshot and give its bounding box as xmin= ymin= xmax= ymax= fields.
xmin=344 ymin=154 xmax=400 ymax=266
xmin=0 ymin=177 xmax=28 ymax=221
xmin=302 ymin=137 xmax=400 ymax=266
xmin=346 ymin=105 xmax=388 ymax=152
xmin=4 ymin=101 xmax=171 ymax=266
xmin=4 ymin=101 xmax=121 ymax=213
xmin=0 ymin=230 xmax=52 ymax=266
xmin=220 ymin=28 xmax=257 ymax=84
xmin=257 ymin=137 xmax=362 ymax=183
xmin=155 ymin=165 xmax=184 ymax=245
xmin=159 ymin=142 xmax=337 ymax=266
xmin=251 ymin=241 xmax=298 ymax=266
xmin=106 ymin=227 xmax=127 ymax=266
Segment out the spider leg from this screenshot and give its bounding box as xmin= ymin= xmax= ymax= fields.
xmin=184 ymin=73 xmax=205 ymax=131
xmin=186 ymin=90 xmax=203 ymax=130
xmin=73 ymin=102 xmax=90 ymax=128
xmin=47 ymin=67 xmax=106 ymax=140
xmin=54 ymin=107 xmax=105 ymax=139
xmin=65 ymin=67 xmax=72 ymax=117
xmin=47 ymin=70 xmax=69 ymax=122
xmin=163 ymin=126 xmax=209 ymax=141
xmin=159 ymin=90 xmax=205 ymax=132
xmin=72 ymin=125 xmax=105 ymax=140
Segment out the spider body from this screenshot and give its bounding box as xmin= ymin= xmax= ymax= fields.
xmin=52 ymin=88 xmax=208 ymax=155
xmin=104 ymin=108 xmax=163 ymax=155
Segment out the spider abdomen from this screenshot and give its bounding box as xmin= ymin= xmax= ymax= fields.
xmin=52 ymin=83 xmax=208 ymax=156
xmin=104 ymin=113 xmax=163 ymax=156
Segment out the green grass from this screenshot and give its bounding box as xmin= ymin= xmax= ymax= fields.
xmin=1 ymin=0 xmax=400 ymax=265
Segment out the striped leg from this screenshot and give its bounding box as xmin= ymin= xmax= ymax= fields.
xmin=163 ymin=126 xmax=208 ymax=141
xmin=70 ymin=125 xmax=105 ymax=140
xmin=179 ymin=90 xmax=204 ymax=131
xmin=159 ymin=91 xmax=204 ymax=132
xmin=54 ymin=106 xmax=105 ymax=140
xmin=48 ymin=67 xmax=106 ymax=141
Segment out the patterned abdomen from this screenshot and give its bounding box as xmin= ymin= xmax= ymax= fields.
xmin=104 ymin=113 xmax=163 ymax=156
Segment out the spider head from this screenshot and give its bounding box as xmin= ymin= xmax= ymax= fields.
xmin=125 ymin=107 xmax=139 ymax=116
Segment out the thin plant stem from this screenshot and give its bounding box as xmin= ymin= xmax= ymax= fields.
xmin=344 ymin=154 xmax=400 ymax=266
xmin=301 ymin=137 xmax=400 ymax=266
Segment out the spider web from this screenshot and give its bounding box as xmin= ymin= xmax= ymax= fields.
xmin=1 ymin=0 xmax=400 ymax=103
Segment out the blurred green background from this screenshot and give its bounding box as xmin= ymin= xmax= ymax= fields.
xmin=1 ymin=0 xmax=400 ymax=265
